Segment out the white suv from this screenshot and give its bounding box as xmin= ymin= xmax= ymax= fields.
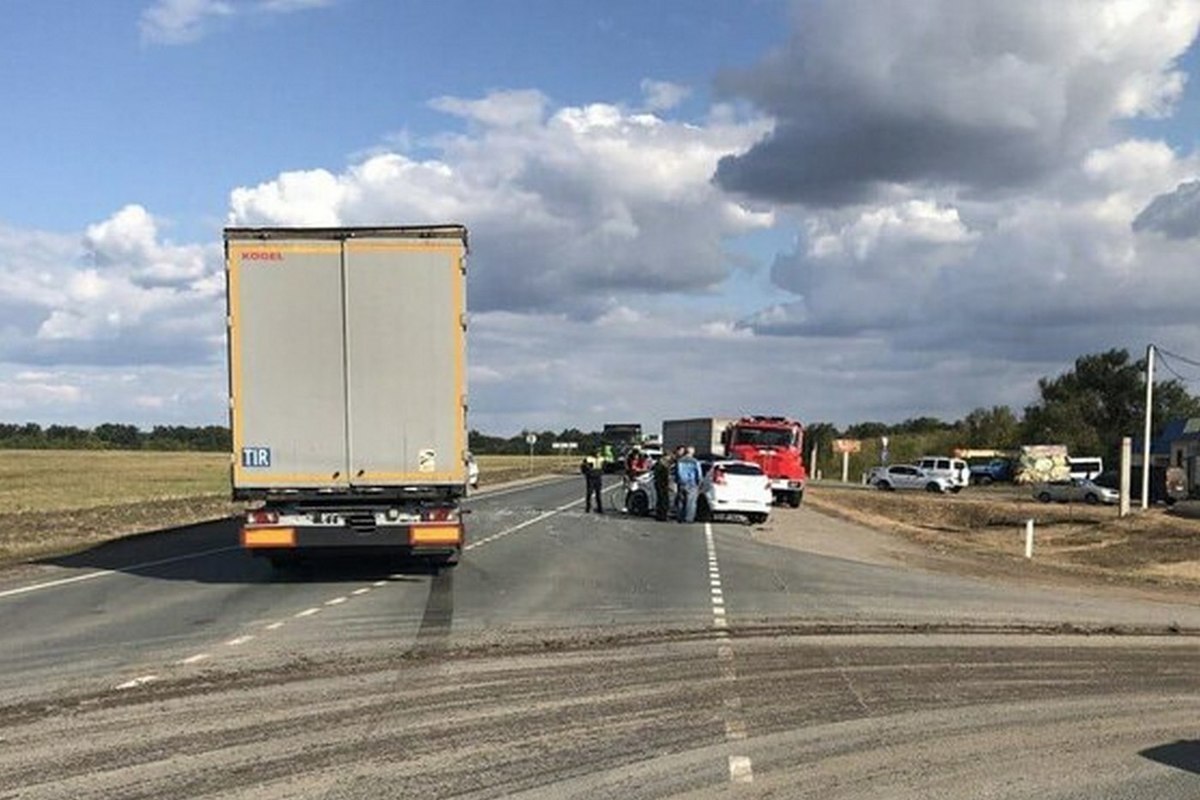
xmin=916 ymin=456 xmax=969 ymax=493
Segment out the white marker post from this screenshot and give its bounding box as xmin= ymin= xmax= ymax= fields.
xmin=1119 ymin=436 xmax=1132 ymax=518
xmin=1024 ymin=519 xmax=1034 ymax=559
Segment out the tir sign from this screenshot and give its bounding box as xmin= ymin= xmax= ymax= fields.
xmin=242 ymin=447 xmax=271 ymax=468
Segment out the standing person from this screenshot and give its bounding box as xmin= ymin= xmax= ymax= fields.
xmin=652 ymin=451 xmax=672 ymax=521
xmin=671 ymin=445 xmax=687 ymax=520
xmin=581 ymin=450 xmax=605 ymax=514
xmin=675 ymin=446 xmax=703 ymax=524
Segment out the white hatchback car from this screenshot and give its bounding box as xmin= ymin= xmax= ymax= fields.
xmin=869 ymin=464 xmax=954 ymax=493
xmin=698 ymin=460 xmax=773 ymax=525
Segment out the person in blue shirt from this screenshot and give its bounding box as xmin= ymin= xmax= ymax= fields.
xmin=674 ymin=446 xmax=703 ymax=523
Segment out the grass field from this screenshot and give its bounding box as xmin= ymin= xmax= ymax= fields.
xmin=0 ymin=450 xmax=569 ymax=564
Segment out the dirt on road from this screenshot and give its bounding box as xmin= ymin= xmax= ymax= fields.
xmin=804 ymin=484 xmax=1200 ymax=589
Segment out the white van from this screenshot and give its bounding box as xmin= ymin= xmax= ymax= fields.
xmin=916 ymin=456 xmax=970 ymax=493
xmin=1067 ymin=456 xmax=1103 ymax=480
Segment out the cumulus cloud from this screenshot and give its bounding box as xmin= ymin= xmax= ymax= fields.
xmin=139 ymin=0 xmax=333 ymax=45
xmin=714 ymin=0 xmax=1200 ymax=206
xmin=229 ymin=90 xmax=774 ymax=316
xmin=744 ymin=137 xmax=1200 ymax=367
xmin=0 ymin=208 xmax=224 ymax=369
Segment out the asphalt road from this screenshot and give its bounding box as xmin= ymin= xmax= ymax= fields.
xmin=3 ymin=477 xmax=1200 ymax=798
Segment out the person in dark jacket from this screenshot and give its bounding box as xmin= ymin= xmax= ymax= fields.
xmin=652 ymin=454 xmax=672 ymax=521
xmin=581 ymin=451 xmax=605 ymax=513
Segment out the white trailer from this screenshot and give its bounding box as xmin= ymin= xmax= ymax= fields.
xmin=225 ymin=225 xmax=468 ymax=568
xmin=661 ymin=418 xmax=735 ymax=458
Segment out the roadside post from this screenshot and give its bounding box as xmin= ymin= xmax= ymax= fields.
xmin=832 ymin=439 xmax=861 ymax=483
xmin=525 ymin=433 xmax=537 ymax=472
xmin=1025 ymin=519 xmax=1034 ymax=559
xmin=1119 ymin=436 xmax=1132 ymax=518
xmin=880 ymin=436 xmax=890 ymax=465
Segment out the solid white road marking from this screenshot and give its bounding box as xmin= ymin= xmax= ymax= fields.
xmin=729 ymin=755 xmax=754 ymax=783
xmin=115 ymin=674 xmax=159 ymax=690
xmin=0 ymin=545 xmax=239 ymax=601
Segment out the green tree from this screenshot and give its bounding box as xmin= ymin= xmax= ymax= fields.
xmin=1022 ymin=348 xmax=1200 ymax=459
xmin=961 ymin=406 xmax=1020 ymax=448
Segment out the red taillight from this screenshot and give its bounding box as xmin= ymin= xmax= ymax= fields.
xmin=421 ymin=506 xmax=456 ymax=522
xmin=713 ymin=468 xmax=726 ymax=485
xmin=247 ymin=509 xmax=279 ymax=526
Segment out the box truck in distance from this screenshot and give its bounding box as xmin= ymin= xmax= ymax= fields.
xmin=225 ymin=226 xmax=469 ymax=569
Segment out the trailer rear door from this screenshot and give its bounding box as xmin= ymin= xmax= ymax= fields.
xmin=343 ymin=238 xmax=466 ymax=485
xmin=228 ymin=239 xmax=349 ymax=488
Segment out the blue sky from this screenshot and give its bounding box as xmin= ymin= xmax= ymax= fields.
xmin=3 ymin=1 xmax=1200 ymax=435
xmin=0 ymin=1 xmax=785 ymax=236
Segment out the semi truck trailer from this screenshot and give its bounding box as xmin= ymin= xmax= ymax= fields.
xmin=225 ymin=225 xmax=469 ymax=569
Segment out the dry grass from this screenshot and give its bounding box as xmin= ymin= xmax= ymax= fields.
xmin=0 ymin=450 xmax=570 ymax=565
xmin=807 ymin=482 xmax=1200 ymax=587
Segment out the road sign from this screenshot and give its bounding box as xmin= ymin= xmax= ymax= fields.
xmin=832 ymin=439 xmax=861 ymax=454
xmin=525 ymin=433 xmax=537 ymax=445
xmin=551 ymin=442 xmax=578 ymax=450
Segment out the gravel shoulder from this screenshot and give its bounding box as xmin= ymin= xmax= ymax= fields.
xmin=795 ymin=482 xmax=1200 ymax=600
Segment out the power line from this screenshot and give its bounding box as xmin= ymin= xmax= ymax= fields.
xmin=1153 ymin=346 xmax=1200 ymax=383
xmin=1155 ymin=344 xmax=1200 ymax=370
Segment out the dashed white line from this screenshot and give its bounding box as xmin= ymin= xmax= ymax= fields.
xmin=115 ymin=674 xmax=159 ymax=690
xmin=372 ymin=580 xmax=388 ymax=587
xmin=325 ymin=596 xmax=347 ymax=606
xmin=179 ymin=653 xmax=210 ymax=665
xmin=705 ymin=522 xmax=752 ymax=785
xmin=351 ymin=587 xmax=371 ymax=596
xmin=264 ymin=621 xmax=284 ymax=631
xmin=225 ymin=635 xmax=254 ymax=646
xmin=295 ymin=607 xmax=321 ymax=618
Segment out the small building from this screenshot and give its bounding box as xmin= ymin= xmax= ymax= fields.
xmin=1135 ymin=417 xmax=1200 ymax=493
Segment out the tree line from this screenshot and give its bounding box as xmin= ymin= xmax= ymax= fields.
xmin=2 ymin=349 xmax=1194 ymax=459
xmin=804 ymin=348 xmax=1200 ymax=475
xmin=0 ymin=423 xmax=231 ymax=451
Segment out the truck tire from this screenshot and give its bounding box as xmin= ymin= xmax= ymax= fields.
xmin=787 ymin=491 xmax=802 ymax=508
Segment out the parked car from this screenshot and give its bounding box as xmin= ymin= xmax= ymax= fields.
xmin=969 ymin=458 xmax=1012 ymax=485
xmin=916 ymin=456 xmax=969 ymax=492
xmin=1032 ymin=478 xmax=1118 ymax=505
xmin=868 ymin=464 xmax=954 ymax=493
xmin=698 ymin=460 xmax=772 ymax=524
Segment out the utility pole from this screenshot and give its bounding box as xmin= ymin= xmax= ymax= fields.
xmin=1141 ymin=344 xmax=1154 ymax=510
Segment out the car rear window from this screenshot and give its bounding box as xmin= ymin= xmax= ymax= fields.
xmin=720 ymin=463 xmax=764 ymax=475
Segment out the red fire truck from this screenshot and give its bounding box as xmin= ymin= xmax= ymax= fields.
xmin=723 ymin=416 xmax=807 ymax=507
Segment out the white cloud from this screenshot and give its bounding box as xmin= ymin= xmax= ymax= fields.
xmin=640 ymin=79 xmax=691 ymax=112
xmin=715 ymin=0 xmax=1200 ymax=205
xmin=0 ymin=207 xmax=224 ymax=369
xmin=139 ymin=0 xmax=333 ymax=45
xmin=229 ymin=90 xmax=774 ymax=316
